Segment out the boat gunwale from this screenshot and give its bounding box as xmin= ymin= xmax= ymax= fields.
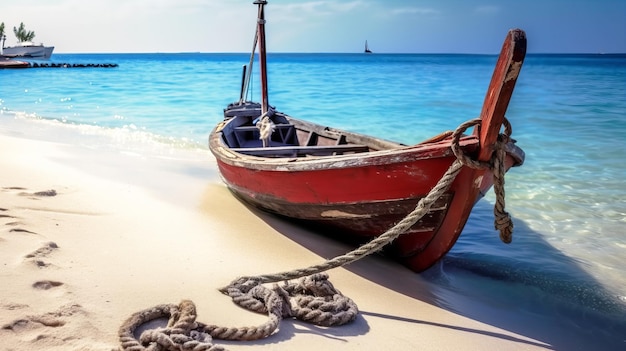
xmin=211 ymin=142 xmax=523 ymax=175
xmin=208 ymin=115 xmax=516 ymax=172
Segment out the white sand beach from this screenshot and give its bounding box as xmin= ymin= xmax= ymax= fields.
xmin=0 ymin=119 xmax=554 ymax=351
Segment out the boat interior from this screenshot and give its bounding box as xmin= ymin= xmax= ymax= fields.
xmin=217 ymin=101 xmax=479 ymax=160
xmin=219 ymin=102 xmax=401 ymax=158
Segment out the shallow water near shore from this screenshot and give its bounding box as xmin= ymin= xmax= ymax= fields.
xmin=1 ymin=52 xmax=625 ymax=349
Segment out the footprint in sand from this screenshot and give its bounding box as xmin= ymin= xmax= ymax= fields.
xmin=10 ymin=228 xmax=38 ymax=235
xmin=25 ymin=242 xmax=59 ymax=258
xmin=0 ymin=189 xmax=66 ymax=268
xmin=1 ymin=186 xmax=27 ymax=191
xmin=24 ymin=242 xmax=59 ymax=268
xmin=32 ymin=280 xmax=64 ymax=290
xmin=0 ymin=199 xmax=37 ymax=235
xmin=1 ymin=186 xmax=57 ymax=199
xmin=22 ymin=189 xmax=57 ymax=198
xmin=18 ymin=189 xmax=58 ymax=199
xmin=1 ymin=303 xmax=83 ymax=330
xmin=0 ymin=188 xmax=60 ymax=236
xmin=0 ymin=207 xmax=16 ymax=222
xmin=1 ymin=302 xmax=29 ymax=311
xmin=1 ymin=213 xmax=38 ymax=237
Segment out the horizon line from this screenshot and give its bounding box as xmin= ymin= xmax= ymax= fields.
xmin=50 ymin=51 xmax=626 ymax=55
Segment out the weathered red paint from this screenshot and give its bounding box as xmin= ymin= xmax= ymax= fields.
xmin=211 ymin=132 xmax=523 ymax=272
xmin=477 ymin=29 xmax=527 ymax=162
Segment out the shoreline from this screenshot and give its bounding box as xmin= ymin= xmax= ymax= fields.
xmin=0 ymin=120 xmax=583 ymax=350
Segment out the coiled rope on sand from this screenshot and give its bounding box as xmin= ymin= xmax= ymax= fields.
xmin=119 ymin=118 xmax=515 ymax=351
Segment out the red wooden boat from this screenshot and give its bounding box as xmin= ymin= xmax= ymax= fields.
xmin=209 ymin=0 xmax=526 ymax=272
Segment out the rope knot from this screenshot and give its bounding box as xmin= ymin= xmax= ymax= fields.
xmin=450 ymin=117 xmax=516 ymax=243
xmin=256 ymin=108 xmax=276 ymax=147
xmin=281 ymin=273 xmax=358 ymax=327
xmin=119 ymin=301 xmax=224 ymax=351
xmin=289 ymin=273 xmax=338 ymax=296
xmin=219 ymin=277 xmax=261 ymax=295
xmin=218 ymin=274 xmax=358 ymax=330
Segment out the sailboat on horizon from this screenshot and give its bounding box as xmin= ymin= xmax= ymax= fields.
xmin=364 ymin=40 xmax=372 ymax=53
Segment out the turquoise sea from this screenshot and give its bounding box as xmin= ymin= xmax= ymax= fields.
xmin=1 ymin=52 xmax=625 ymax=349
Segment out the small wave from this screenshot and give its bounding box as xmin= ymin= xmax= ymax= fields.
xmin=1 ymin=110 xmax=208 ymax=155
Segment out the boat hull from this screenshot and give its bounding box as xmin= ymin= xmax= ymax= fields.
xmin=0 ymin=58 xmax=30 ymax=68
xmin=211 ymin=129 xmax=524 ymax=272
xmin=2 ymin=45 xmax=54 ymax=60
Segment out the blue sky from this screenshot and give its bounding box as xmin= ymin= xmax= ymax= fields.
xmin=1 ymin=0 xmax=624 ymax=53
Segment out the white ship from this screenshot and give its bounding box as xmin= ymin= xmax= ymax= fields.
xmin=1 ymin=41 xmax=54 ymax=60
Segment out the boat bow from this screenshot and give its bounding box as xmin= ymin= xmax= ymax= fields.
xmin=477 ymin=29 xmax=526 ymax=162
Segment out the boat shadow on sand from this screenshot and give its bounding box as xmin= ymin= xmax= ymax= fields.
xmin=238 ymin=199 xmax=626 ymax=351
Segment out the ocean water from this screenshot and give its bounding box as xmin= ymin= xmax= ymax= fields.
xmin=1 ymin=52 xmax=625 ymax=348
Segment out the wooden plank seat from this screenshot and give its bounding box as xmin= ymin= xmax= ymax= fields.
xmin=230 ymin=124 xmax=297 ymax=148
xmin=232 ymin=124 xmax=294 ymax=132
xmin=232 ymin=144 xmax=370 ymax=157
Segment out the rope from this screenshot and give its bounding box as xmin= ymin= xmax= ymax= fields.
xmin=119 ymin=274 xmax=358 ymax=350
xmin=450 ymin=118 xmax=514 ymax=242
xmin=119 ymin=118 xmax=516 ymax=350
xmin=493 ymin=133 xmax=514 ymax=243
xmin=256 ymin=109 xmax=275 ymax=147
xmin=119 ymin=301 xmax=225 ymax=351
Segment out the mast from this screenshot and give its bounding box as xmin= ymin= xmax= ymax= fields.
xmin=254 ymin=0 xmax=269 ymax=115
